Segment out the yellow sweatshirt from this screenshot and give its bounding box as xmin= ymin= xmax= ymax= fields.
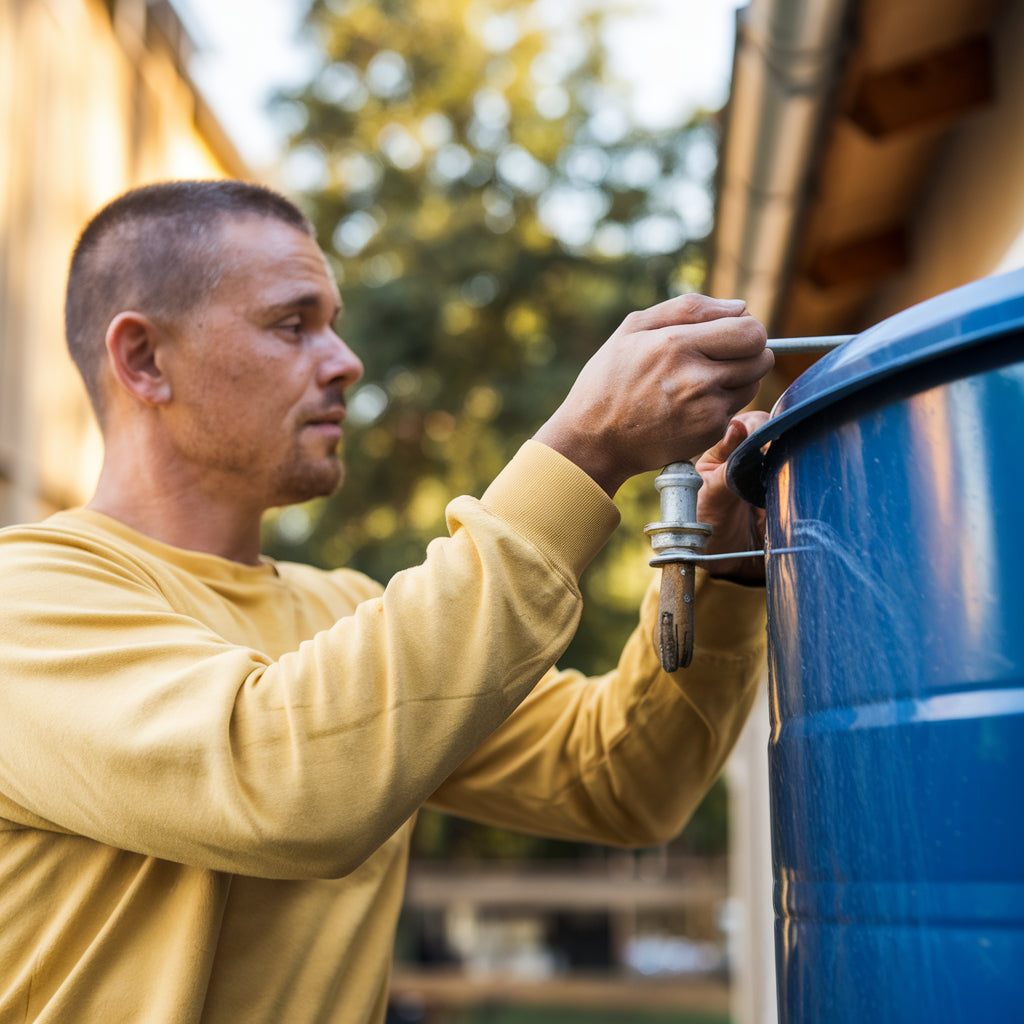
xmin=0 ymin=441 xmax=765 ymax=1023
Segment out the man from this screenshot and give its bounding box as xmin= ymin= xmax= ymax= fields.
xmin=0 ymin=180 xmax=772 ymax=1023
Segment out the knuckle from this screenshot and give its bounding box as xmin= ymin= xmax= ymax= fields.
xmin=727 ymin=316 xmax=762 ymax=347
xmin=620 ymin=308 xmax=647 ymax=332
xmin=674 ymin=292 xmax=706 ymax=320
xmin=744 ymin=317 xmax=769 ymax=347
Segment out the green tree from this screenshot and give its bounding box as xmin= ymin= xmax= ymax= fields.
xmin=265 ymin=0 xmax=727 ymax=858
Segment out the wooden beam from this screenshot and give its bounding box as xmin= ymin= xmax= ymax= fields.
xmin=403 ymin=867 xmax=725 ymax=911
xmin=390 ymin=969 xmax=730 ymax=1013
xmin=847 ymin=35 xmax=994 ymax=137
xmin=806 ymin=226 xmax=909 ymax=289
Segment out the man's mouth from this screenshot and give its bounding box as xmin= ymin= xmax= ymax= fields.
xmin=304 ymin=408 xmax=346 ymax=442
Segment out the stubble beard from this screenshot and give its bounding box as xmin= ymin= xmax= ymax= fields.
xmin=274 ymin=441 xmax=345 ymax=507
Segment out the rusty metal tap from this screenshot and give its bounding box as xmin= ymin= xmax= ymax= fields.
xmin=643 ymin=461 xmax=712 ymax=672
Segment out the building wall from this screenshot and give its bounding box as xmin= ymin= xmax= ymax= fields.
xmin=0 ymin=0 xmax=245 ymax=524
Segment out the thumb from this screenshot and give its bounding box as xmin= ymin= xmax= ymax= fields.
xmin=701 ymin=413 xmax=758 ymax=467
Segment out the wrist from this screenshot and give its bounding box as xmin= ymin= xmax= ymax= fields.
xmin=532 ymin=423 xmax=627 ymax=499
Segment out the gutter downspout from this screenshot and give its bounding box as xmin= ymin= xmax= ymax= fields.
xmin=709 ymin=0 xmax=858 ymax=333
xmin=708 ymin=7 xmax=857 ymax=1024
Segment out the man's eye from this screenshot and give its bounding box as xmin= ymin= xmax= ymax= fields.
xmin=279 ymin=320 xmax=303 ymax=335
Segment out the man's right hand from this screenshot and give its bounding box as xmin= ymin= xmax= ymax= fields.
xmin=533 ymin=294 xmax=773 ymax=497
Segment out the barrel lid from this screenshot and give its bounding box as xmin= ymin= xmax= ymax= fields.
xmin=727 ymin=266 xmax=1024 ymax=505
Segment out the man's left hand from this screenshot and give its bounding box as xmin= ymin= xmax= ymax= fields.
xmin=694 ymin=411 xmax=769 ymax=586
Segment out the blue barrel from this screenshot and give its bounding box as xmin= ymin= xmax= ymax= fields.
xmin=727 ymin=268 xmax=1024 ymax=1023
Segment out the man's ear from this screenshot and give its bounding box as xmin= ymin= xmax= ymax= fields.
xmin=104 ymin=312 xmax=172 ymax=406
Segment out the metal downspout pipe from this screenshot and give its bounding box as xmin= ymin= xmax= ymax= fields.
xmin=710 ymin=0 xmax=858 ymax=332
xmin=709 ymin=7 xmax=857 ymax=1023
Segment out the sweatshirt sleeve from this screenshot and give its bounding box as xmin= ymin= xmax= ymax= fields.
xmin=0 ymin=442 xmax=619 ymax=880
xmin=427 ymin=569 xmax=767 ymax=847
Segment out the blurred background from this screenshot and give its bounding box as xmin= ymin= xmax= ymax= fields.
xmin=3 ymin=0 xmax=1023 ymax=1021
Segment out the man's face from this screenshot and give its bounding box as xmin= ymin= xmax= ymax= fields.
xmin=161 ymin=215 xmax=364 ymax=510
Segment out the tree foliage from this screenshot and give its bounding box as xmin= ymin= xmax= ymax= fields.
xmin=264 ymin=0 xmax=727 ymax=857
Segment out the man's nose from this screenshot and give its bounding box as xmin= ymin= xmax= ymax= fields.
xmin=318 ymin=329 xmax=364 ymax=388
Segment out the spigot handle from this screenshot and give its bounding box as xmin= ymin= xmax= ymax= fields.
xmin=658 ymin=562 xmax=696 ymax=671
xmin=645 ymin=461 xmax=712 ymax=673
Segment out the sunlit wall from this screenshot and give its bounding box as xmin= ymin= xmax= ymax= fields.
xmin=0 ymin=0 xmax=246 ymax=524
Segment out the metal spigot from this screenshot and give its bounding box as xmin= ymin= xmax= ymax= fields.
xmin=644 ymin=462 xmax=713 ymax=672
xmin=641 ymin=336 xmax=851 ymax=671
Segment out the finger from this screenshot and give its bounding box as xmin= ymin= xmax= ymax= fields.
xmin=701 ymin=315 xmax=769 ymax=362
xmin=716 ymin=349 xmax=775 ymax=389
xmin=669 ymin=353 xmax=771 ymax=409
xmin=730 ymin=409 xmax=770 ymax=434
xmin=644 ymin=313 xmax=769 ymax=363
xmin=624 ymin=293 xmax=749 ymax=332
xmin=700 ymin=410 xmax=769 ymax=467
xmin=702 ymin=419 xmax=751 ymax=467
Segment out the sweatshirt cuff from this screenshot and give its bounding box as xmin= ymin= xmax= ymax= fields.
xmin=481 ymin=440 xmax=621 ymax=581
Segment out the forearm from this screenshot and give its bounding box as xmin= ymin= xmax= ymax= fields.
xmin=430 ymin=571 xmax=766 ymax=846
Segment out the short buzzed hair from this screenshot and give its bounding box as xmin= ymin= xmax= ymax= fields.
xmin=65 ymin=179 xmax=315 ymax=419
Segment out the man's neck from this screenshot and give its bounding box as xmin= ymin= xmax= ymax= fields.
xmin=89 ymin=460 xmax=265 ymax=565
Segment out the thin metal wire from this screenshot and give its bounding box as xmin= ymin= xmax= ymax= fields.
xmin=767 ymin=335 xmax=853 ymax=354
xmin=669 ymin=546 xmax=812 ymax=564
